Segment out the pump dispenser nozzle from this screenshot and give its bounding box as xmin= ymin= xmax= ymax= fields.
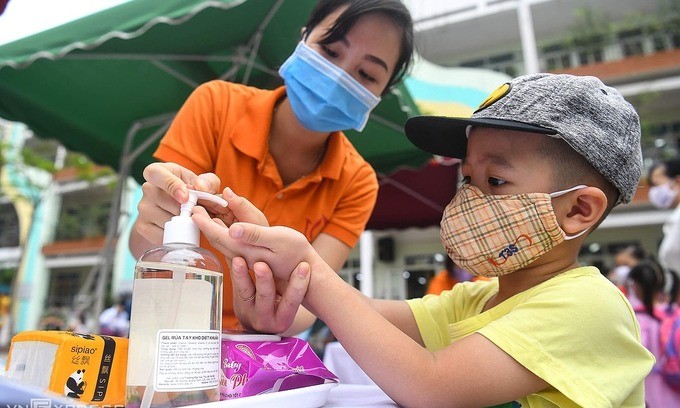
xmin=163 ymin=189 xmax=228 ymax=246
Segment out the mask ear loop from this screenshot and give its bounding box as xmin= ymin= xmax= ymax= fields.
xmin=548 ymin=185 xmax=590 ymax=240
xmin=563 ymin=227 xmax=589 ymax=241
xmin=548 ymin=184 xmax=588 ymax=198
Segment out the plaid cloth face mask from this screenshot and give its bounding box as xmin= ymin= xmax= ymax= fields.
xmin=440 ymin=183 xmax=588 ymax=277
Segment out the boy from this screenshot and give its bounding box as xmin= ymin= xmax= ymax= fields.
xmin=192 ymin=73 xmax=655 ymax=407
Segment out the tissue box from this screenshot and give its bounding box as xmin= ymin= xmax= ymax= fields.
xmin=220 ymin=331 xmax=337 ymax=400
xmin=5 ymin=331 xmax=128 ymax=406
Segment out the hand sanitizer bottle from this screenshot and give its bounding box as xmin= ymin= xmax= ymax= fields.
xmin=126 ymin=190 xmax=226 ymax=408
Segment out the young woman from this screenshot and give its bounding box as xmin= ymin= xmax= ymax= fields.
xmin=648 ymin=158 xmax=680 ymax=283
xmin=129 ymin=0 xmax=414 ymax=331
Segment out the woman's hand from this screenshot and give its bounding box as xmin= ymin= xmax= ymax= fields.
xmin=215 ymin=187 xmax=269 ymax=227
xmin=230 ymin=257 xmax=310 ymax=334
xmin=131 ymin=162 xmax=220 ymax=256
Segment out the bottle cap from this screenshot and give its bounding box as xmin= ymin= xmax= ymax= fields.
xmin=163 ymin=189 xmax=228 ymax=246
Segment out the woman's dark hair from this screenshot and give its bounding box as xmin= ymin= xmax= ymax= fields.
xmin=621 ymin=243 xmax=647 ymax=263
xmin=647 ymin=158 xmax=680 ymax=186
xmin=646 ymin=162 xmax=665 ymax=186
xmin=666 ymin=159 xmax=680 ymax=178
xmin=304 ymin=0 xmax=414 ymax=94
xmin=444 ymin=256 xmax=456 ymax=278
xmin=628 ymin=259 xmax=666 ymax=321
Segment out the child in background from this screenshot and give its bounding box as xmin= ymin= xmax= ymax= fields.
xmin=193 ymin=73 xmax=655 ymax=407
xmin=627 ymin=260 xmax=680 ymax=406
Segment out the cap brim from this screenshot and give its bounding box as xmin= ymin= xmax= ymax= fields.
xmin=404 ymin=116 xmax=557 ymax=158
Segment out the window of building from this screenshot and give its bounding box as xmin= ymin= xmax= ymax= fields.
xmin=340 ymin=258 xmax=361 ymax=290
xmin=403 ymin=254 xmax=436 ymax=299
xmin=54 ymin=186 xmax=112 ymax=241
xmin=0 ymin=203 xmax=20 ymax=247
xmin=577 ymin=47 xmax=604 ymax=65
xmin=652 ymin=33 xmax=668 ymax=52
xmin=542 ymin=43 xmax=572 ymax=70
xmin=663 ymin=16 xmax=680 ymax=49
xmin=46 ymin=266 xmax=90 ymax=308
xmin=672 ymin=30 xmax=680 ymax=48
xmin=459 ymin=53 xmax=519 ymax=77
xmin=643 ymin=121 xmax=680 ymax=163
xmin=619 ymin=29 xmax=645 ymax=57
xmin=459 ymin=59 xmax=484 ymax=68
xmin=21 ymin=137 xmax=61 ymax=167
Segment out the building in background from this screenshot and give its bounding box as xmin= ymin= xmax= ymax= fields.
xmin=0 ymin=120 xmax=138 ymax=337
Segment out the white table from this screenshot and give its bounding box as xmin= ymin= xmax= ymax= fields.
xmin=323 ymin=341 xmax=376 ymax=386
xmin=189 ymin=383 xmax=397 ymax=408
xmin=0 ymin=376 xmax=398 ymax=408
xmin=324 ymin=384 xmax=397 ymax=407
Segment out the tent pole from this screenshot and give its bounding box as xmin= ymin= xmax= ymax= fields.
xmin=379 ymin=177 xmax=444 ymax=212
xmin=86 ymin=114 xmax=174 ymax=328
xmin=123 ymin=115 xmax=175 ymax=167
xmin=242 ymin=0 xmax=286 ymax=84
xmin=91 ymin=122 xmax=140 ymax=325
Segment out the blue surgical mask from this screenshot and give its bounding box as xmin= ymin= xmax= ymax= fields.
xmin=278 ymin=41 xmax=381 ymax=132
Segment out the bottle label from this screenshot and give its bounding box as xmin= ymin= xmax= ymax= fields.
xmin=154 ymin=329 xmax=221 ymax=391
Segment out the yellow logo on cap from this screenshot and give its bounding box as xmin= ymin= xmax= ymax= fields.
xmin=475 ymin=83 xmax=512 ymax=113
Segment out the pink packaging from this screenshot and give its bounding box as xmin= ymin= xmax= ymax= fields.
xmin=220 ymin=331 xmax=338 ymax=400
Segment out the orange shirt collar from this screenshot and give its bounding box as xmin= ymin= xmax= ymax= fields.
xmin=231 ymin=85 xmax=346 ymax=181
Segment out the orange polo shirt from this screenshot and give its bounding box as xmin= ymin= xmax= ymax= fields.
xmin=154 ymin=80 xmax=378 ymax=329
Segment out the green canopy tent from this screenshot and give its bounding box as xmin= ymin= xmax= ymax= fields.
xmin=0 ymin=0 xmax=426 ymax=179
xmin=0 ymin=0 xmax=427 ymax=321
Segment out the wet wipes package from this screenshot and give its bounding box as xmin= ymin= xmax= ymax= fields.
xmin=220 ymin=331 xmax=338 ymax=400
xmin=5 ymin=330 xmax=128 ymax=406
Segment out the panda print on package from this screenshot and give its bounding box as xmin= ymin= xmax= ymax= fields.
xmin=65 ymin=369 xmax=86 ymax=398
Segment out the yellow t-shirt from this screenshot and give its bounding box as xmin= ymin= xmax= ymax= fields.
xmin=407 ymin=266 xmax=654 ymax=407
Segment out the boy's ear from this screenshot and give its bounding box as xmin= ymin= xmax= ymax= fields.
xmin=559 ymin=187 xmax=608 ymax=235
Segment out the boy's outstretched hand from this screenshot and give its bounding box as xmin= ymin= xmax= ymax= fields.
xmin=192 ymin=206 xmax=323 ymax=279
xmin=192 ymin=206 xmax=321 ymax=333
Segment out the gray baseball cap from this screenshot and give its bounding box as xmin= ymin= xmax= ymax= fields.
xmin=404 ymin=73 xmax=643 ymax=205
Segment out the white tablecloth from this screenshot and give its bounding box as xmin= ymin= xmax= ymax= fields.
xmin=0 ymin=376 xmax=398 ymax=408
xmin=324 ymin=384 xmax=397 ymax=407
xmin=323 ymin=341 xmax=375 ymax=386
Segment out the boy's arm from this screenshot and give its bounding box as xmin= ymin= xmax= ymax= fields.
xmin=193 ymin=216 xmax=549 ymax=407
xmin=300 ymin=260 xmax=548 ymax=407
xmin=220 ymin=190 xmax=357 ymax=336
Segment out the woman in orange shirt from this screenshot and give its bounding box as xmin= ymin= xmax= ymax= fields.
xmin=129 ymin=0 xmax=414 ymax=333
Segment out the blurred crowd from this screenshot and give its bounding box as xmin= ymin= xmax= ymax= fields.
xmin=37 ymin=294 xmax=130 ymax=338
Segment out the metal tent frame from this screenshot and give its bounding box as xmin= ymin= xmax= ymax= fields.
xmin=76 ymin=0 xmax=288 ymax=325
